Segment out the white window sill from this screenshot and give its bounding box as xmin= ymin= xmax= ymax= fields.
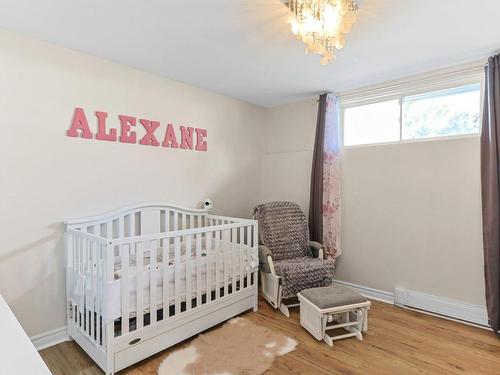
xmin=343 ymin=133 xmax=480 ymax=150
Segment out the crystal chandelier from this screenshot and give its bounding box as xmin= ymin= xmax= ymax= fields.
xmin=287 ymin=0 xmax=358 ymax=65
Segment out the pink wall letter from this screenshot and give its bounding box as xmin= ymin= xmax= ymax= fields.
xmin=95 ymin=111 xmax=117 ymax=141
xmin=195 ymin=128 xmax=208 ymax=151
xmin=162 ymin=124 xmax=179 ymax=148
xmin=67 ymin=108 xmax=93 ymax=139
xmin=119 ymin=115 xmax=137 ymax=143
xmin=139 ymin=119 xmax=160 ymax=146
xmin=180 ymin=126 xmax=195 ymax=149
xmin=67 ymin=108 xmax=206 ymax=153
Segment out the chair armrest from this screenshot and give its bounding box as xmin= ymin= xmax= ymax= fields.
xmin=309 ymin=241 xmax=325 ymax=259
xmin=259 ymin=245 xmax=276 ymax=275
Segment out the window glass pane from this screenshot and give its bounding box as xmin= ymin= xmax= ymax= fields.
xmin=402 ymin=84 xmax=480 ymax=140
xmin=344 ymin=100 xmax=400 ymax=146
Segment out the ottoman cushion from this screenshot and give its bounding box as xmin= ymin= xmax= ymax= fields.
xmin=300 ymin=285 xmax=367 ymax=309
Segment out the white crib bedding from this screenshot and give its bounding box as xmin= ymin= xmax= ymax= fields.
xmin=116 ymin=255 xmax=248 ymax=318
xmin=74 ymin=243 xmax=256 ymax=322
xmin=112 ymin=238 xmax=210 ymax=272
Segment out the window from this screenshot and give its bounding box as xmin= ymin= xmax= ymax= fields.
xmin=344 ymin=100 xmax=400 ymax=146
xmin=343 ymin=82 xmax=482 ymax=147
xmin=402 ymin=84 xmax=481 ymax=140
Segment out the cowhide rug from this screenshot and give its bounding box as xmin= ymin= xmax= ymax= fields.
xmin=158 ymin=317 xmax=297 ymax=375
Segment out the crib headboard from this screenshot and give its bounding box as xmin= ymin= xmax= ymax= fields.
xmin=64 ymin=203 xmax=210 ymax=238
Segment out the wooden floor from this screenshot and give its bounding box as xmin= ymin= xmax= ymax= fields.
xmin=40 ymin=296 xmax=500 ymax=375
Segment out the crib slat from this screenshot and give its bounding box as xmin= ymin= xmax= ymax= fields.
xmin=83 ymin=239 xmax=88 ymax=336
xmin=76 ymin=237 xmax=82 ymax=334
xmin=206 ymin=232 xmax=212 ymax=303
xmin=246 ymin=226 xmax=251 ymax=286
xmin=96 ymin=244 xmax=102 ymax=345
xmin=87 ymin=241 xmax=93 ymax=338
xmin=104 ymin=241 xmax=114 ymax=346
xmin=80 ymin=238 xmax=87 ymax=332
xmin=69 ymin=235 xmax=75 ymax=323
xmin=189 ymin=215 xmax=194 ymax=229
xmin=195 ymin=233 xmax=202 ymax=306
xmin=252 ymin=224 xmax=257 ymax=250
xmin=77 ymin=237 xmax=82 ymax=330
xmin=181 ymin=213 xmax=186 ymax=231
xmin=90 ymin=242 xmax=98 ymax=341
xmin=185 ymin=234 xmax=192 ymax=311
xmin=223 ymin=230 xmax=229 ymax=296
xmin=252 ymin=224 xmax=257 ymax=286
xmin=92 ymin=242 xmax=96 ymax=337
xmin=174 ymin=236 xmax=181 ymax=314
xmin=239 ymin=227 xmax=244 ymax=290
xmin=83 ymin=239 xmax=87 ymax=335
xmin=121 ymin=244 xmax=129 ymax=336
xmin=136 ymin=242 xmax=144 ymax=330
xmin=84 ymin=238 xmax=89 ymax=332
xmin=78 ymin=238 xmax=85 ymax=331
xmin=215 ymin=230 xmax=220 ymax=300
xmin=150 ymin=240 xmax=157 ymax=325
xmin=91 ymin=241 xmax=97 ymax=340
xmin=162 ymin=238 xmax=170 ymax=319
xmin=232 ymin=228 xmax=237 ymax=294
xmin=87 ymin=239 xmax=92 ymax=338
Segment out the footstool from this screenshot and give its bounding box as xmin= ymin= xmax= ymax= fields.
xmin=297 ymin=285 xmax=371 ymax=346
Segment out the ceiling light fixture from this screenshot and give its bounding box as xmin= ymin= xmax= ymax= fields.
xmin=287 ymin=0 xmax=358 ymax=65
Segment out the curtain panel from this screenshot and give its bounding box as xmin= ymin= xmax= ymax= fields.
xmin=309 ymin=93 xmax=342 ymax=259
xmin=481 ymin=54 xmax=500 ymax=334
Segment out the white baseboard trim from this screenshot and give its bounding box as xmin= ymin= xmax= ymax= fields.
xmin=394 ymin=287 xmax=489 ymax=327
xmin=334 ymin=280 xmax=394 ymax=304
xmin=30 ymin=326 xmax=69 ymax=351
xmin=334 ymin=280 xmax=490 ymax=329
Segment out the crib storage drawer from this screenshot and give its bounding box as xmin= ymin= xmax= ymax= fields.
xmin=114 ymin=291 xmax=256 ymax=372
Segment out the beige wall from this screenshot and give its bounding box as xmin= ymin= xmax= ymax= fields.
xmin=0 ymin=30 xmax=265 ymax=337
xmin=261 ymin=98 xmax=486 ymax=307
xmin=261 ymin=99 xmax=318 ymax=209
xmin=0 ymin=29 xmax=487 ymax=340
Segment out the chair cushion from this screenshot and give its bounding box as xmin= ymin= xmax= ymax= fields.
xmin=253 ymin=201 xmax=310 ymax=260
xmin=300 ymin=285 xmax=367 ymax=309
xmin=273 ymin=257 xmax=335 ymax=299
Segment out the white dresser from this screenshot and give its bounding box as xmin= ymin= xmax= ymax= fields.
xmin=0 ymin=294 xmax=52 ymax=374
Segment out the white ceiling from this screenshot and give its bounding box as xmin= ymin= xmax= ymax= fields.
xmin=0 ymin=0 xmax=499 ymax=107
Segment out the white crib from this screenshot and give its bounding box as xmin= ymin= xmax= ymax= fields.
xmin=64 ymin=204 xmax=258 ymax=375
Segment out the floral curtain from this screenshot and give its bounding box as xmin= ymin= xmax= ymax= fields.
xmin=322 ymin=94 xmax=342 ymax=258
xmin=309 ymin=93 xmax=342 ymax=260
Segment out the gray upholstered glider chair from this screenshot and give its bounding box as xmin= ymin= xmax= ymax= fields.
xmin=253 ymin=201 xmax=336 ymax=316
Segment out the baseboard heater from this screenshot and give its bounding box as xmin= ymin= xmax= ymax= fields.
xmin=394 ymin=288 xmax=488 ymax=327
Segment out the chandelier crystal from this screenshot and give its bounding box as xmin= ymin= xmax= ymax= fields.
xmin=287 ymin=0 xmax=358 ymax=65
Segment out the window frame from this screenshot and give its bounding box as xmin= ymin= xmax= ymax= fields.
xmin=339 ymin=64 xmax=485 ymax=148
